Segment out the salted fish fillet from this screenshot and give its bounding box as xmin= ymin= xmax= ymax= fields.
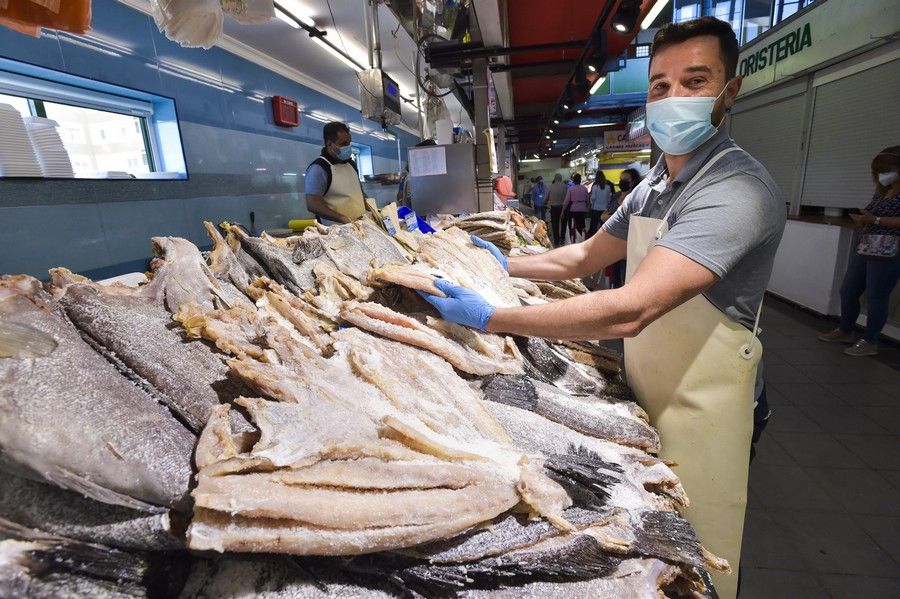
xmin=59 ymin=284 xmax=255 ymax=434
xmin=204 ymin=221 xmax=254 ymax=291
xmin=339 ymin=301 xmax=523 ymax=377
xmin=0 ymin=276 xmax=194 ymax=512
xmin=485 ymin=400 xmax=688 ymax=512
xmin=176 ymin=301 xmax=271 ymax=361
xmin=367 ymin=263 xmax=446 ymax=297
xmin=417 ymin=227 xmax=521 ymax=308
xmin=312 ymin=261 xmax=373 ymax=301
xmin=149 ymin=236 xmax=245 ymax=312
xmin=482 ymin=374 xmax=660 ymax=452
xmin=187 ymin=400 xmax=524 ymax=555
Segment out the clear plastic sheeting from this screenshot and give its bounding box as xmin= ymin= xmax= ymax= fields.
xmin=151 ymin=0 xmax=225 ymax=49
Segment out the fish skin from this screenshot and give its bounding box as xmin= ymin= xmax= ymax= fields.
xmin=0 ymin=519 xmax=191 ymax=599
xmin=0 ymin=277 xmax=195 ymax=512
xmin=0 ymin=472 xmax=183 ymax=551
xmin=224 ymin=224 xmax=315 ymax=295
xmin=59 ymin=284 xmax=256 ymax=435
xmin=484 ymin=400 xmax=688 ymax=512
xmin=481 ymin=375 xmax=659 ymax=451
xmin=178 ymin=555 xmax=398 ymax=599
xmin=514 ymin=337 xmax=598 ymax=395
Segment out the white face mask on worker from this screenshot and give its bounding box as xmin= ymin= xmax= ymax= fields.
xmin=878 ymin=171 xmax=899 ymax=186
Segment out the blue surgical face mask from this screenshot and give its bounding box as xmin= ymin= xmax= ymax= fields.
xmin=337 ymin=145 xmax=353 ymax=161
xmin=645 ymin=85 xmax=728 ymax=156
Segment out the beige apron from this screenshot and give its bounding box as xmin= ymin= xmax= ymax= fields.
xmin=321 ymin=157 xmax=365 ymax=221
xmin=623 ymin=148 xmax=762 ymax=599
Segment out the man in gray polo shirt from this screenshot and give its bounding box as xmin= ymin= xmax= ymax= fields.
xmin=420 ymin=17 xmax=785 ymax=598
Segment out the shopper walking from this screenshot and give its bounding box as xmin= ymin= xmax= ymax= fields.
xmin=819 ymin=146 xmax=900 ymax=356
xmin=588 ymin=172 xmax=612 ymax=237
xmin=532 ymin=176 xmax=547 ymax=221
xmin=562 ymin=173 xmax=590 ymax=244
xmin=546 ymin=173 xmax=568 ymax=246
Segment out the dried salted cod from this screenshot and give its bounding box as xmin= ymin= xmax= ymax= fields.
xmin=222 ymin=222 xmax=315 ymax=294
xmin=416 ymin=227 xmax=521 ymax=308
xmin=204 ymin=221 xmax=254 ymax=292
xmin=339 ymin=301 xmax=523 ymax=376
xmin=58 ymin=283 xmax=255 ymax=435
xmin=0 ymin=276 xmax=194 ymax=512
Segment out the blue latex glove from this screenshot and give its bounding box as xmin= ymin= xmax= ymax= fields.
xmin=418 ymin=279 xmax=496 ymax=331
xmin=470 ymin=235 xmax=508 ymax=271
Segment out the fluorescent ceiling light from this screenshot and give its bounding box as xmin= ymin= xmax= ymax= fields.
xmin=578 ymin=122 xmax=617 ymax=128
xmin=589 ymin=74 xmax=607 ymax=94
xmin=275 ymin=8 xmax=300 ymax=28
xmin=641 ymin=0 xmax=671 ymax=30
xmin=520 ymin=158 xmax=541 ymax=163
xmin=277 ymin=2 xmax=316 ymax=27
xmin=312 ymin=36 xmax=363 ymax=72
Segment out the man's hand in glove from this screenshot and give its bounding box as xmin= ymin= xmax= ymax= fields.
xmin=470 ymin=235 xmax=508 ymax=271
xmin=418 ymin=279 xmax=496 ymax=331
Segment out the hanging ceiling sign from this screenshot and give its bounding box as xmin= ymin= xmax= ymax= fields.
xmin=737 ymin=0 xmax=898 ymax=96
xmin=603 ymin=130 xmax=651 ymax=152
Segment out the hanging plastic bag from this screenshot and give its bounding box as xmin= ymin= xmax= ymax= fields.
xmin=0 ymin=0 xmax=91 ymax=36
xmin=220 ymin=0 xmax=274 ymax=25
xmin=151 ymin=0 xmax=223 ymax=49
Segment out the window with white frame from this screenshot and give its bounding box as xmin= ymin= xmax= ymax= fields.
xmin=0 ymin=62 xmax=186 ymax=180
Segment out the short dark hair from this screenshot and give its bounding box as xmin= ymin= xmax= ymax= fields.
xmin=573 ymin=173 xmax=582 ymax=184
xmin=323 ymin=121 xmax=349 ymax=144
xmin=621 ymin=168 xmax=642 ymax=184
xmin=650 ymin=16 xmax=739 ymax=79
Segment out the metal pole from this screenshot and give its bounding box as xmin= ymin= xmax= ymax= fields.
xmin=370 ymin=0 xmax=383 ymax=70
xmin=364 ymin=1 xmax=374 ymax=69
xmin=472 ymin=58 xmax=494 ymax=212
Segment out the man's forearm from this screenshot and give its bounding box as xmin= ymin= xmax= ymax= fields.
xmin=486 ymin=287 xmax=643 ymax=340
xmin=507 ymin=243 xmax=588 ymax=281
xmin=507 ymin=230 xmax=627 ymax=281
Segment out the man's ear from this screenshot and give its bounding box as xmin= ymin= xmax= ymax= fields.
xmin=725 ymin=76 xmax=743 ymax=109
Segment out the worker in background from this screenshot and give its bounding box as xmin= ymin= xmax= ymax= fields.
xmin=305 ymin=121 xmax=366 ymax=224
xmin=419 ymin=17 xmax=785 ymax=598
xmin=532 ymin=176 xmax=547 ymax=221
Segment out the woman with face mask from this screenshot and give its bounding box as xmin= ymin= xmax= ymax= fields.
xmin=819 ymin=146 xmax=900 ymax=356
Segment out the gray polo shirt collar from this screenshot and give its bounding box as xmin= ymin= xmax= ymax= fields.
xmin=646 ymin=129 xmax=732 ymax=193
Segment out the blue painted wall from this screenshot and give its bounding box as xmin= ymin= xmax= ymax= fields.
xmin=0 ymin=0 xmax=418 ymax=279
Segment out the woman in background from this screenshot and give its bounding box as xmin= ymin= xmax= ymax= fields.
xmin=819 ymin=146 xmax=900 ymax=356
xmin=562 ymin=173 xmax=590 ymax=244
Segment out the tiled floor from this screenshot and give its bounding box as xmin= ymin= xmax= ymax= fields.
xmin=740 ymin=296 xmax=900 ymax=598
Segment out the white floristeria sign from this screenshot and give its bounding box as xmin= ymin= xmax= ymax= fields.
xmin=737 ymin=0 xmax=900 ymax=96
xmin=603 ymin=130 xmax=651 ymax=152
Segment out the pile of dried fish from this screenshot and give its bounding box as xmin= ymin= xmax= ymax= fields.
xmin=449 ymin=209 xmax=550 ymax=252
xmin=0 ymin=210 xmax=725 ymax=598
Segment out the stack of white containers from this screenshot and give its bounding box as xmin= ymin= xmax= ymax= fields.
xmin=24 ymin=116 xmax=75 ymax=177
xmin=0 ymin=103 xmax=44 ymax=177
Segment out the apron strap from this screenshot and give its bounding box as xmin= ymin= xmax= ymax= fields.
xmin=740 ymin=297 xmax=765 ymax=359
xmin=655 ymin=147 xmax=745 ymax=240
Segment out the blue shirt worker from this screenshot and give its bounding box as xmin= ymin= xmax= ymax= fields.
xmin=417 ymin=18 xmax=786 ymax=598
xmin=305 ymin=121 xmax=366 ymax=224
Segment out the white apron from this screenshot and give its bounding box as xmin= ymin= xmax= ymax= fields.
xmin=623 ymin=148 xmax=762 ymax=599
xmin=320 ymin=157 xmax=365 ymax=221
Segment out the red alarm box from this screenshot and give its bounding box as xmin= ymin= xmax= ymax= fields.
xmin=272 ymin=95 xmax=299 ymax=127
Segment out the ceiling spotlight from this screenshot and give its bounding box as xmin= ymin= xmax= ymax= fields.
xmin=545 ymin=135 xmax=551 ymax=139
xmin=553 ymin=119 xmax=560 ymax=124
xmin=587 ymin=63 xmax=597 ymax=73
xmin=611 ymin=1 xmax=641 ymax=35
xmin=577 ymin=109 xmax=583 ymax=114
xmin=549 ymin=128 xmax=554 ymax=133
